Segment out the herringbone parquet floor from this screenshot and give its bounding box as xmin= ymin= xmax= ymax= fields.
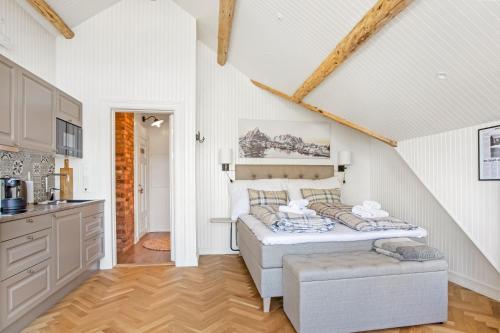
xmin=23 ymin=255 xmax=500 ymax=333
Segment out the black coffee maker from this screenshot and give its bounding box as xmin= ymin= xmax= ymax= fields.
xmin=0 ymin=177 xmax=27 ymax=214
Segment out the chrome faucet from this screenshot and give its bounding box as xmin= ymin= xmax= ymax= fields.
xmin=42 ymin=173 xmax=69 ymax=197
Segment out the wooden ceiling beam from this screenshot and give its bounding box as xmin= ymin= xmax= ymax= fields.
xmin=217 ymin=0 xmax=236 ymax=66
xmin=292 ymin=0 xmax=412 ymax=101
xmin=252 ymin=80 xmax=398 ymax=147
xmin=27 ymin=0 xmax=74 ymax=39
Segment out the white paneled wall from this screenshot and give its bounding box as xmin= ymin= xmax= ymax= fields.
xmin=397 ymin=122 xmax=500 ymax=272
xmin=0 ymin=0 xmax=55 ymax=82
xmin=196 ymin=42 xmax=372 ymax=254
xmin=371 ymin=139 xmax=500 ymax=300
xmin=55 ymin=0 xmax=197 ymax=267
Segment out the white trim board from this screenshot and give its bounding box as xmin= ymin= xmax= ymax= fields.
xmin=449 ymin=271 xmax=500 ymax=302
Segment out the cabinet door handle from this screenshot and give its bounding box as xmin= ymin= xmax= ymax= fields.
xmin=26 ymin=235 xmax=34 ymax=240
xmin=27 ymin=268 xmax=35 ymax=274
xmin=26 ymin=218 xmax=34 ymax=223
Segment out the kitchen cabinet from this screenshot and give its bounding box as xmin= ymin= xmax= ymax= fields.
xmin=0 ymin=260 xmax=51 ymax=329
xmin=0 ymin=201 xmax=104 ymax=332
xmin=52 ymin=209 xmax=82 ymax=291
xmin=0 ymin=56 xmax=16 ymax=147
xmin=57 ymin=92 xmax=82 ymax=127
xmin=0 ymin=53 xmax=82 ymax=154
xmin=17 ymin=69 xmax=56 ymax=153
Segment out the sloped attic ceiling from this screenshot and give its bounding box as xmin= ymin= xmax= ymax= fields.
xmin=16 ymin=0 xmax=120 ymax=33
xmin=174 ymin=0 xmax=500 ymax=141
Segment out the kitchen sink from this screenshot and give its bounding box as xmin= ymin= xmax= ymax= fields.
xmin=38 ymin=199 xmax=93 ymax=205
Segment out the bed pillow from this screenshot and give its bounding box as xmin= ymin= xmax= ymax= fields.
xmin=287 ymin=176 xmax=341 ymax=201
xmin=248 ymin=189 xmax=288 ymax=207
xmin=229 ymin=179 xmax=287 ymax=220
xmin=301 ymin=188 xmax=341 ymax=204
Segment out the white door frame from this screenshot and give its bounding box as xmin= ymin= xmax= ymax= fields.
xmin=110 ymin=102 xmax=176 ymax=267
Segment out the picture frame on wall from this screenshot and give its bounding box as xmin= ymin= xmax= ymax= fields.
xmin=238 ymin=119 xmax=331 ymax=164
xmin=478 ymin=124 xmax=500 ymax=181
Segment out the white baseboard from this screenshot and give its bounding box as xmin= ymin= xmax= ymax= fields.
xmin=198 ymin=248 xmax=239 ymax=255
xmin=448 ymin=270 xmax=500 ymax=301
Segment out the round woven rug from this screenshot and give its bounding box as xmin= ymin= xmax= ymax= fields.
xmin=143 ymin=238 xmax=170 ymax=251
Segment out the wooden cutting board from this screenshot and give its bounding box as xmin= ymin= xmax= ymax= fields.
xmin=60 ymin=159 xmax=73 ymax=200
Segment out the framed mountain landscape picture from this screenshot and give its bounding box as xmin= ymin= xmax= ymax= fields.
xmin=238 ymin=119 xmax=331 ymax=160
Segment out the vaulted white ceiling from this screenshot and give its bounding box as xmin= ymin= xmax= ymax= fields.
xmin=16 ymin=0 xmax=119 ymax=33
xmin=174 ymin=0 xmax=500 ymax=141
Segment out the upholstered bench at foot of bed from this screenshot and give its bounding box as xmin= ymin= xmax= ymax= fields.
xmin=283 ymin=251 xmax=448 ymax=333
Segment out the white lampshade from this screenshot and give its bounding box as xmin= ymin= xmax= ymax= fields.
xmin=218 ymin=148 xmax=233 ymax=165
xmin=338 ymin=150 xmax=351 ymax=166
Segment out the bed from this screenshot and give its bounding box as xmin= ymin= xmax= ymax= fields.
xmin=232 ymin=165 xmax=428 ymax=312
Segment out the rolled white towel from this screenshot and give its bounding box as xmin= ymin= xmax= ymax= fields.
xmin=352 ymin=205 xmax=389 ymax=218
xmin=289 ymin=199 xmax=309 ymax=210
xmin=279 ymin=206 xmax=316 ymax=216
xmin=352 ymin=205 xmax=373 ymax=218
xmin=363 ymin=200 xmax=381 ymax=210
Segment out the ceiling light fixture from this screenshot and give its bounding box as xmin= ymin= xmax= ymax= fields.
xmin=142 ymin=115 xmax=164 ymax=127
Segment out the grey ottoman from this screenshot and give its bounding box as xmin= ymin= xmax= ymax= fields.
xmin=283 ymin=251 xmax=448 ymax=333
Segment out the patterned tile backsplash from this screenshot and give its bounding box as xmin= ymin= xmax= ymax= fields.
xmin=0 ymin=151 xmax=55 ymax=202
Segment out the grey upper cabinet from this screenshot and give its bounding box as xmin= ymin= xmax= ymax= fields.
xmin=52 ymin=209 xmax=82 ymax=291
xmin=0 ymin=56 xmax=17 ymax=147
xmin=17 ymin=69 xmax=56 ymax=153
xmin=57 ymin=91 xmax=82 ymax=127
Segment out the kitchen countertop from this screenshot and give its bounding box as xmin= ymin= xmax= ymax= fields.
xmin=0 ymin=200 xmax=105 ymax=223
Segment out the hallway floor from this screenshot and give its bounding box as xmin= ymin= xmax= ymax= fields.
xmin=117 ymin=232 xmax=172 ymax=265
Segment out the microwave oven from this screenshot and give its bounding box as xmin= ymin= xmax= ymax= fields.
xmin=56 ymin=118 xmax=83 ymax=158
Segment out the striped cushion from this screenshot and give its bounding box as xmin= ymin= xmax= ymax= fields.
xmin=301 ymin=188 xmax=341 ymax=204
xmin=248 ymin=189 xmax=288 ymax=207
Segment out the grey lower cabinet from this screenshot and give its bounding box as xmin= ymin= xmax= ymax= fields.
xmin=52 ymin=209 xmax=83 ymax=291
xmin=0 ymin=202 xmax=104 ymax=332
xmin=17 ymin=68 xmax=56 ymax=153
xmin=0 ymin=56 xmax=16 ymax=147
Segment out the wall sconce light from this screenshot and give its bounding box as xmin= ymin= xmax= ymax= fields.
xmin=337 ymin=150 xmax=351 ymax=183
xmin=218 ymin=148 xmax=232 ymax=171
xmin=196 ymin=130 xmax=206 ymax=143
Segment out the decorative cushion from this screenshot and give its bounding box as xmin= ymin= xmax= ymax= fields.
xmin=301 ymin=188 xmax=341 ymax=204
xmin=248 ymin=189 xmax=288 ymax=207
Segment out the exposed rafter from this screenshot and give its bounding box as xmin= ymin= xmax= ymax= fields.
xmin=292 ymin=0 xmax=412 ymax=101
xmin=252 ymin=80 xmax=398 ymax=147
xmin=217 ymin=0 xmax=236 ymax=66
xmin=27 ymin=0 xmax=74 ymax=39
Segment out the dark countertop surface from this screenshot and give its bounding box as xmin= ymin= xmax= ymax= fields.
xmin=0 ymin=200 xmax=105 ymax=223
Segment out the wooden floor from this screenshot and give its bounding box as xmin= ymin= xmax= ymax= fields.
xmin=117 ymin=232 xmax=172 ymax=265
xmin=23 ymin=255 xmax=499 ymax=333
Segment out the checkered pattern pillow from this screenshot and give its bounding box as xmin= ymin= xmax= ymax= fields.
xmin=301 ymin=188 xmax=341 ymax=204
xmin=248 ymin=189 xmax=288 ymax=207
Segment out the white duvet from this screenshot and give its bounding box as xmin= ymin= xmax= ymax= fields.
xmin=239 ymin=214 xmax=428 ymax=246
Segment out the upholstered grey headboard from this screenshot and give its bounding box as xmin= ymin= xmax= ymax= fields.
xmin=235 ymin=164 xmax=335 ymax=180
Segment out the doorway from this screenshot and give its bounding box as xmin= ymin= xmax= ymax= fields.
xmin=114 ymin=110 xmax=173 ymax=265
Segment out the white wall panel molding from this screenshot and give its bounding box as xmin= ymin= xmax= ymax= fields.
xmin=370 ymin=139 xmax=500 ymax=301
xmin=396 ymin=122 xmax=500 ymax=272
xmin=55 ymin=0 xmax=197 ymax=267
xmin=1 ymin=0 xmax=56 ymax=82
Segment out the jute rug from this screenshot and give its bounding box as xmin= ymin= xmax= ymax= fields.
xmin=143 ymin=238 xmax=170 ymax=251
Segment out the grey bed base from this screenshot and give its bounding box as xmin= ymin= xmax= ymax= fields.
xmin=237 ymin=219 xmax=427 ymax=312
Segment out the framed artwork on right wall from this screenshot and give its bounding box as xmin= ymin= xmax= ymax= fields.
xmin=478 ymin=124 xmax=500 ymax=181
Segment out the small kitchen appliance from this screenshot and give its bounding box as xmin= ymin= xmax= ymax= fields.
xmin=0 ymin=177 xmax=27 ymax=214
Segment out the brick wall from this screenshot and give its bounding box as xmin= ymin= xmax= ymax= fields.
xmin=115 ymin=112 xmax=135 ymax=254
